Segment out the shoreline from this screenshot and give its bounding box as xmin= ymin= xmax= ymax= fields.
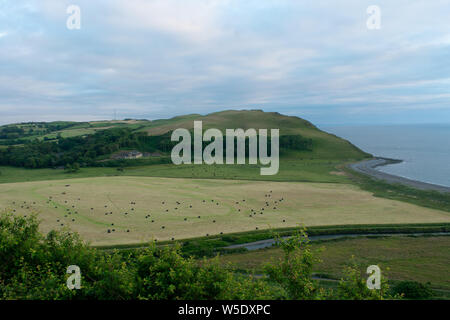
xmin=349 ymin=157 xmax=450 ymax=193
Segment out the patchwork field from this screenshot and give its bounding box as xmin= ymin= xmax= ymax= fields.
xmin=1 ymin=176 xmax=449 ymax=246
xmin=218 ymin=236 xmax=450 ymax=290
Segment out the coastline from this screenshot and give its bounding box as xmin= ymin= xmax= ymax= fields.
xmin=349 ymin=157 xmax=450 ymax=193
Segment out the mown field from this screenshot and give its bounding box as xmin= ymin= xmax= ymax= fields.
xmin=217 ymin=235 xmax=450 ymax=291
xmin=1 ymin=176 xmax=449 ymax=246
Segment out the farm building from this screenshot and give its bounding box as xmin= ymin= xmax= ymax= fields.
xmin=112 ymin=150 xmax=143 ymax=159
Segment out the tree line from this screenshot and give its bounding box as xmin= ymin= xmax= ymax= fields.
xmin=0 ymin=127 xmax=313 ymax=169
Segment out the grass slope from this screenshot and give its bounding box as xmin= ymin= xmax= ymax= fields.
xmin=1 ymin=110 xmax=370 ymax=161
xmin=138 ymin=110 xmax=370 ymax=160
xmin=0 ymin=110 xmax=374 ymax=184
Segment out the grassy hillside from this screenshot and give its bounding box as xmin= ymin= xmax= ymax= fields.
xmin=0 ymin=110 xmax=370 ymax=161
xmin=0 ymin=110 xmax=370 ymax=183
xmin=0 ymin=119 xmax=150 ymax=144
xmin=137 ymin=110 xmax=370 ymax=160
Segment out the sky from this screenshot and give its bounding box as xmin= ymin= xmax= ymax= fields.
xmin=1 ymin=0 xmax=450 ymax=126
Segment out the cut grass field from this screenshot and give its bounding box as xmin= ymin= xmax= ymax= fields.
xmin=1 ymin=176 xmax=449 ymax=246
xmin=217 ymin=235 xmax=450 ymax=290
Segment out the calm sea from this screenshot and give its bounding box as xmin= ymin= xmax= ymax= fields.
xmin=320 ymin=124 xmax=450 ymax=188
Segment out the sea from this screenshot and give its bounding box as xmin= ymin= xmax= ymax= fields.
xmin=320 ymin=124 xmax=450 ymax=188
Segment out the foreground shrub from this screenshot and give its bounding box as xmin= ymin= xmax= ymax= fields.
xmin=0 ymin=213 xmax=134 ymax=299
xmin=264 ymin=230 xmax=325 ymax=299
xmin=336 ymin=260 xmax=399 ymax=300
xmin=391 ymin=281 xmax=433 ymax=299
xmin=0 ymin=213 xmax=399 ymax=300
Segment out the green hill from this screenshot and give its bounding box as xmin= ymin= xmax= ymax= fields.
xmin=0 ymin=110 xmax=371 ymax=183
xmin=136 ymin=110 xmax=370 ymax=160
xmin=0 ymin=110 xmax=369 ymax=161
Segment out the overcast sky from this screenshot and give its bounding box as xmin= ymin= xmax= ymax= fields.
xmin=1 ymin=0 xmax=450 ymax=125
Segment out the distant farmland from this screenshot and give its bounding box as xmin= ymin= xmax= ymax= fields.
xmin=1 ymin=176 xmax=449 ymax=246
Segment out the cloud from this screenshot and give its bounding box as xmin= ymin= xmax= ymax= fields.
xmin=0 ymin=0 xmax=450 ymax=125
xmin=107 ymin=0 xmax=228 ymax=43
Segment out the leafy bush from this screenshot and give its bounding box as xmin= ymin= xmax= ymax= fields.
xmin=0 ymin=213 xmax=398 ymax=300
xmin=264 ymin=229 xmax=324 ymax=299
xmin=336 ymin=261 xmax=397 ymax=300
xmin=391 ymin=281 xmax=433 ymax=299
